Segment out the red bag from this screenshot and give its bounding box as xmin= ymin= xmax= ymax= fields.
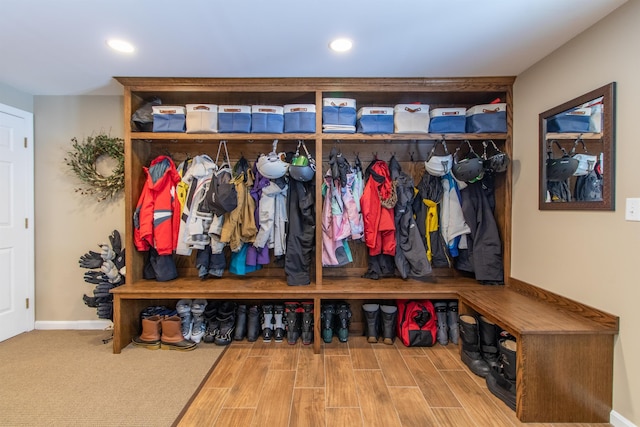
xmin=396 ymin=299 xmax=437 ymax=347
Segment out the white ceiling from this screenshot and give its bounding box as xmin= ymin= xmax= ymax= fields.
xmin=0 ymin=0 xmax=627 ymax=96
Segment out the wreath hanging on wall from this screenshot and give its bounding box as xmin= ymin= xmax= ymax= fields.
xmin=65 ymin=134 xmax=125 ymax=202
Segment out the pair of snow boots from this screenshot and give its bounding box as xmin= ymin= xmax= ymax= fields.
xmin=362 ymin=303 xmax=398 ymax=344
xmin=459 ymin=314 xmax=517 ymax=410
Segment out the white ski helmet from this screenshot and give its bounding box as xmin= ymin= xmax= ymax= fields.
xmin=257 ymin=140 xmax=290 ymax=179
xmin=424 ymin=139 xmax=453 ymax=177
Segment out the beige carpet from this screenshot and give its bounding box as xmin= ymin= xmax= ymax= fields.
xmin=0 ymin=329 xmax=225 ymax=427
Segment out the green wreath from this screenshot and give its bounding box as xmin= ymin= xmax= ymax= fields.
xmin=65 ymin=134 xmax=124 ymax=202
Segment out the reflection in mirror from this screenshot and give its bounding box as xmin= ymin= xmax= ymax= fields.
xmin=539 ymin=83 xmax=616 ymax=211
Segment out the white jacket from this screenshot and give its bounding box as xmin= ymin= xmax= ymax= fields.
xmin=253 ymin=180 xmax=288 ymax=256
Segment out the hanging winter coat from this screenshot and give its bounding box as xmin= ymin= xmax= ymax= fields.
xmin=457 ymin=181 xmax=504 ymax=284
xmin=285 ymin=178 xmax=316 ymax=285
xmin=361 ymin=159 xmax=396 ymax=256
xmin=254 ymin=178 xmax=288 ymax=257
xmin=413 ymin=172 xmax=450 ymax=268
xmin=343 ymin=171 xmax=363 ymax=240
xmin=220 ymin=169 xmax=258 ymax=252
xmin=175 ymin=155 xmax=217 ymax=256
xmin=440 ymin=172 xmax=470 ymax=257
xmin=133 ymin=155 xmax=182 ymax=255
xmin=322 ymin=174 xmax=353 ymax=267
xmin=389 ymin=157 xmax=433 ymax=281
xmin=246 ymin=164 xmax=272 ymax=266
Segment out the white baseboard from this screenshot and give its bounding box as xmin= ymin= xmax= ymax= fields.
xmin=611 ymin=410 xmax=637 ymax=427
xmin=35 ymin=320 xmax=113 ymax=330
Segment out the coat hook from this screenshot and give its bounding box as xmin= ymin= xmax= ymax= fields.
xmin=410 ymin=151 xmax=415 ymax=162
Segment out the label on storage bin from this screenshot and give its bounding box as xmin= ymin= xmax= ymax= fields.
xmin=220 ymin=105 xmax=251 ymax=114
xmin=252 ymin=105 xmax=284 ymax=114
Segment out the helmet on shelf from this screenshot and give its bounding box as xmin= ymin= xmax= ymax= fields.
xmin=288 ymin=140 xmax=316 ymax=182
xmin=482 ymin=140 xmax=510 ymax=173
xmin=424 ymin=139 xmax=453 ymax=177
xmin=256 ymin=140 xmax=290 ymax=179
xmin=452 ymin=140 xmax=485 ymax=183
xmin=546 ymin=139 xmax=579 ymax=181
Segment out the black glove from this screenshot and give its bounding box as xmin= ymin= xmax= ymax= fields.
xmin=94 ymin=282 xmax=114 ymax=298
xmin=79 ymin=251 xmax=103 ymax=269
xmin=83 ymin=270 xmax=108 ymax=285
xmin=113 ymin=248 xmax=125 ymax=271
xmin=83 ymin=294 xmax=99 ymax=308
xmin=109 ymin=230 xmax=122 ymax=257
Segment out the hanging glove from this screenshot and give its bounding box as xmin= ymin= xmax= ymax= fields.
xmin=101 ymin=260 xmax=121 ymax=283
xmin=113 ymin=247 xmax=125 ymax=271
xmin=109 ymin=230 xmax=122 ymax=257
xmin=93 ymin=281 xmax=114 ymax=298
xmin=84 ymin=270 xmax=109 ymax=285
xmin=78 ymin=251 xmax=103 ymax=269
xmin=99 ymin=243 xmax=115 ymax=261
xmin=82 ymin=294 xmax=99 ymax=308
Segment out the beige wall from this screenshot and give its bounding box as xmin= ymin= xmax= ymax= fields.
xmin=33 ymin=95 xmax=124 ymax=322
xmin=513 ymin=0 xmax=639 ymax=424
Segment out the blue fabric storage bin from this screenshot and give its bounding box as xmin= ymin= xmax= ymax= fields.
xmin=218 ymin=105 xmax=252 ymax=133
xmin=322 ymin=98 xmax=356 ymax=133
xmin=429 ymin=107 xmax=467 ymax=133
xmin=546 ymin=107 xmax=592 ymax=133
xmin=284 ymin=104 xmax=316 ymax=133
xmin=357 ymin=107 xmax=394 ymax=134
xmin=251 ymin=105 xmax=284 ymax=133
xmin=152 ymin=106 xmax=186 ymax=132
xmin=465 ymin=103 xmax=507 ymax=133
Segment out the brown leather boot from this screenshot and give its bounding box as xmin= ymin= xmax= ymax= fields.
xmin=160 ymin=315 xmax=197 ymax=351
xmin=132 ymin=315 xmax=161 ymax=350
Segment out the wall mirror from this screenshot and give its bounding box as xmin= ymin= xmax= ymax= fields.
xmin=539 ymin=82 xmax=616 ymax=210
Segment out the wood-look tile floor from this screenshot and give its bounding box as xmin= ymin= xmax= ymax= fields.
xmin=176 ymin=336 xmax=612 ymax=427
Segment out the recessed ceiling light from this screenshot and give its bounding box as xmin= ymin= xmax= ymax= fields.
xmin=107 ymin=39 xmax=135 ymax=53
xmin=329 ymin=38 xmax=353 ymax=52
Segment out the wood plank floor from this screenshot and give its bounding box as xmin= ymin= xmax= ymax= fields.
xmin=175 ymin=336 xmax=612 ymax=427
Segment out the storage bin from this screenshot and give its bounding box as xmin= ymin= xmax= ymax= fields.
xmin=251 ymin=105 xmax=284 ymax=133
xmin=356 ymin=107 xmax=394 ymax=134
xmin=218 ymin=105 xmax=252 ymax=133
xmin=284 ymin=104 xmax=316 ymax=133
xmin=466 ymin=103 xmax=507 ymax=133
xmin=546 ymin=107 xmax=592 ymax=133
xmin=429 ymin=107 xmax=467 ymax=133
xmin=394 ymin=104 xmax=430 ymax=133
xmin=322 ymin=98 xmax=356 ymax=133
xmin=185 ymin=104 xmax=218 ymax=133
xmin=152 ymin=105 xmax=186 ymax=133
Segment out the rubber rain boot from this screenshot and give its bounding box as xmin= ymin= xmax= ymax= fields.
xmin=214 ymin=302 xmax=236 ymax=346
xmin=458 ymin=314 xmax=490 ymax=377
xmin=132 ymin=315 xmax=161 ymax=350
xmin=301 ymin=301 xmax=314 ymax=345
xmin=434 ymin=301 xmax=449 ymax=346
xmin=234 ymin=304 xmax=247 ymax=341
xmin=246 ymin=305 xmax=261 ymax=342
xmin=486 ymin=339 xmax=517 ymax=411
xmin=335 ymin=302 xmax=351 ymax=343
xmin=285 ymin=302 xmax=301 ymax=344
xmin=321 ymin=304 xmax=335 ymax=343
xmin=262 ymin=304 xmax=274 ymax=342
xmin=160 ymin=316 xmax=197 ymax=351
xmin=447 ymin=300 xmax=459 ymax=345
xmin=380 ymin=304 xmax=397 ymax=345
xmin=479 ymin=315 xmax=500 ymax=370
xmin=203 ymin=301 xmax=220 ymax=344
xmin=362 ymin=303 xmax=380 ymax=343
xmin=273 ymin=304 xmax=285 ymax=343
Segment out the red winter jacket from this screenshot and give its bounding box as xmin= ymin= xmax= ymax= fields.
xmin=361 ymin=160 xmax=396 ymax=256
xmin=133 ymin=156 xmax=182 ymax=255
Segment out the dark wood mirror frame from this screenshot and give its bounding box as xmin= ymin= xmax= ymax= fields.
xmin=539 ymin=82 xmax=616 ymax=210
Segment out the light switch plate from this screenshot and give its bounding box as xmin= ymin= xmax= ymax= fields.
xmin=625 ymin=198 xmax=640 ymax=221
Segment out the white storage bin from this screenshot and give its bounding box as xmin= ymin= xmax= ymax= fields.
xmin=152 ymin=105 xmax=186 ymax=133
xmin=393 ymin=104 xmax=430 ymax=133
xmin=185 ymin=104 xmax=218 ymax=133
xmin=466 ymin=103 xmax=507 ymax=133
xmin=218 ymin=105 xmax=252 ymax=133
xmin=357 ymin=107 xmax=394 ymax=134
xmin=251 ymin=105 xmax=284 ymax=133
xmin=429 ymin=107 xmax=467 ymax=133
xmin=284 ymin=104 xmax=316 ymax=133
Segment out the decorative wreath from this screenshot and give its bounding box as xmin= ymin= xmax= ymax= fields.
xmin=65 ymin=134 xmax=124 ymax=202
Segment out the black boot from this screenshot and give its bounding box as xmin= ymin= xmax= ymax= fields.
xmin=459 ymin=314 xmax=490 ymax=377
xmin=246 ymin=305 xmax=261 ymax=342
xmin=273 ymin=304 xmax=285 ymax=343
xmin=234 ymin=304 xmax=247 ymax=341
xmin=203 ymin=301 xmax=220 ymax=344
xmin=335 ymin=302 xmax=351 ymax=343
xmin=380 ymin=304 xmax=397 ymax=345
xmin=301 ymin=301 xmax=314 ymax=345
xmin=321 ymin=303 xmax=335 ymax=343
xmin=262 ymin=304 xmax=274 ymax=342
xmin=434 ymin=301 xmax=449 ymax=346
xmin=214 ymin=301 xmax=236 ymax=346
xmin=447 ymin=301 xmax=459 ymax=345
xmin=285 ymin=302 xmax=301 ymax=344
xmin=362 ymin=303 xmax=380 ymax=343
xmin=486 ymin=339 xmax=517 ymax=410
xmin=478 ymin=316 xmax=500 ymax=370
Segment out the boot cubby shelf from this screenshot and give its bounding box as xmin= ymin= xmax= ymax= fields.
xmin=112 ymin=77 xmax=618 ymax=423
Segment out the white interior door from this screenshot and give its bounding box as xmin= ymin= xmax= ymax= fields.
xmin=0 ymin=103 xmax=34 ymax=342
